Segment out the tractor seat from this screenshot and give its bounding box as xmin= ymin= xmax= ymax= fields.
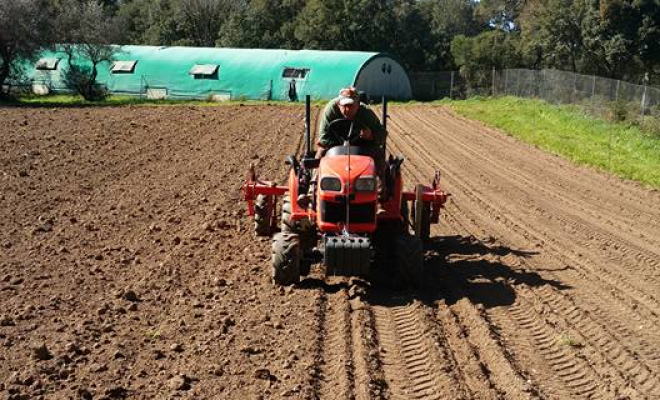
xmin=325 ymin=145 xmax=374 ymax=157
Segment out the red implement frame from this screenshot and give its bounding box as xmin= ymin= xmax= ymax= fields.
xmin=242 ymin=166 xmax=450 ymax=223
xmin=241 ymin=165 xmax=287 ymax=216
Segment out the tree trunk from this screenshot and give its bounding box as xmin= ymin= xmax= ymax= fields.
xmin=0 ymin=49 xmax=14 ymax=96
xmin=0 ymin=62 xmax=10 ymax=96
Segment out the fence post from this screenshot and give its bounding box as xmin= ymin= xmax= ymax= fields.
xmin=591 ymin=75 xmax=596 ymax=110
xmin=450 ymin=71 xmax=454 ymax=100
xmin=140 ymin=75 xmax=146 ymax=100
xmin=615 ymin=79 xmax=620 ymax=102
xmin=491 ymin=67 xmax=496 ymax=97
xmin=572 ymin=73 xmax=577 ymax=103
xmin=641 ymin=84 xmax=647 ymax=117
xmin=504 ymin=69 xmax=508 ymax=96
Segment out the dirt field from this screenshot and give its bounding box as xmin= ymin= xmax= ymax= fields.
xmin=1 ymin=104 xmax=659 ymax=400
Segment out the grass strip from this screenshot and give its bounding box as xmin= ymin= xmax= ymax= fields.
xmin=4 ymin=94 xmax=326 ymax=107
xmin=445 ymin=96 xmax=660 ymax=189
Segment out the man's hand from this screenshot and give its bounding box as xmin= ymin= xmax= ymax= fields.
xmin=360 ymin=128 xmax=374 ymax=140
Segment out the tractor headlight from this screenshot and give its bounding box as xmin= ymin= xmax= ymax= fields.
xmin=320 ymin=176 xmax=342 ymax=191
xmin=355 ymin=176 xmax=377 ymax=192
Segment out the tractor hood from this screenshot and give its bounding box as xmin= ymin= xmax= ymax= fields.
xmin=319 ymin=155 xmax=375 ymax=188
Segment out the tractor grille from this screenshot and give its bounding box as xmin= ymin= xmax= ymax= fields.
xmin=320 ymin=200 xmax=376 ymax=224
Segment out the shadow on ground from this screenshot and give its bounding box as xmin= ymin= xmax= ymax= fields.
xmin=368 ymin=234 xmax=570 ymax=309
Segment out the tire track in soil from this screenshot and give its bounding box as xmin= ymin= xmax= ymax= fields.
xmin=388 ymin=107 xmax=660 ymax=332
xmin=394 ymin=114 xmax=660 ymax=396
xmin=385 ymin=106 xmax=660 ymax=399
xmin=317 ymin=289 xmax=355 ymax=400
xmin=400 ymin=108 xmax=660 ymax=295
xmin=432 ymin=108 xmax=660 ymax=225
xmin=371 ymin=298 xmax=467 ymax=400
xmin=313 ymin=287 xmax=387 ymax=400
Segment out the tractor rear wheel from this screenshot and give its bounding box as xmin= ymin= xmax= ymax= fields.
xmin=413 ymin=184 xmax=431 ymax=241
xmin=396 ymin=234 xmax=424 ymax=288
xmin=272 ymin=232 xmax=301 ymax=285
xmin=254 ymin=194 xmax=273 ymax=236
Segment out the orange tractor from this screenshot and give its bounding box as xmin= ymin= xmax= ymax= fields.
xmin=242 ymin=96 xmax=449 ymax=286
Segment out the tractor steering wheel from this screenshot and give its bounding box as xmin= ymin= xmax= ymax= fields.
xmin=327 ymin=118 xmax=361 ymax=146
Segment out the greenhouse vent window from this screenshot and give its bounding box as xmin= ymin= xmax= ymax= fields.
xmin=189 ymin=64 xmax=219 ymax=80
xmin=111 ymin=60 xmax=138 ymax=74
xmin=282 ymin=68 xmax=309 ymax=80
xmin=35 ymin=58 xmax=60 ymax=71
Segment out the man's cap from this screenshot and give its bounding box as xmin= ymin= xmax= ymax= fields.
xmin=338 ymin=87 xmax=359 ymax=106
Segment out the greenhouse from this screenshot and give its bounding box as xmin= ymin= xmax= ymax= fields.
xmin=28 ymin=45 xmax=413 ymax=101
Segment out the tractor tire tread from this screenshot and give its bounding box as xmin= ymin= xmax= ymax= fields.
xmin=396 ymin=234 xmax=424 ymax=288
xmin=272 ymin=232 xmax=301 ymax=286
xmin=254 ymin=194 xmax=272 ymax=237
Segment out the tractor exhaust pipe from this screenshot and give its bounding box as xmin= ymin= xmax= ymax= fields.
xmin=305 ymin=95 xmax=312 ymax=157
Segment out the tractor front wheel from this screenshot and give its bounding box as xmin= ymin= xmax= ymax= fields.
xmin=281 ymin=195 xmax=294 ymax=233
xmin=396 ymin=234 xmax=424 ymax=288
xmin=281 ymin=195 xmax=313 ymax=276
xmin=254 ymin=194 xmax=273 ymax=236
xmin=272 ymin=232 xmax=301 ymax=285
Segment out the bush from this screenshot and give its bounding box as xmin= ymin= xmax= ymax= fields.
xmin=638 ymin=116 xmax=660 ymax=139
xmin=611 ymin=99 xmax=629 ymax=122
xmin=62 ymin=63 xmax=108 ymax=101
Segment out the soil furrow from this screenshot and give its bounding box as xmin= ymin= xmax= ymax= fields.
xmin=388 ymin=108 xmax=660 ymax=325
xmin=386 ymin=106 xmax=660 ymax=399
xmin=372 ymin=301 xmax=462 ymax=400
xmin=427 ymin=107 xmax=660 ymax=220
xmin=398 ymin=108 xmax=660 ymax=290
xmin=318 ymin=289 xmax=355 ymax=400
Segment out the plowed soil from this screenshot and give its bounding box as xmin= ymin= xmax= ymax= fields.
xmin=1 ymin=104 xmax=659 ymax=400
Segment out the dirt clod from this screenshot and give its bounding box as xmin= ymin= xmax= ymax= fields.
xmin=31 ymin=343 xmax=53 ymax=361
xmin=122 ymin=289 xmax=139 ymax=302
xmin=168 ymin=375 xmax=191 ymax=391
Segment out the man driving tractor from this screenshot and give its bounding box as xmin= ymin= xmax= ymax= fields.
xmin=317 ymin=86 xmax=387 ymax=162
xmin=316 ymin=87 xmax=388 ymax=207
xmin=241 ymin=90 xmax=450 ymax=286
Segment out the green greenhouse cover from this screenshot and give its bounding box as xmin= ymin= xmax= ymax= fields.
xmin=29 ymin=45 xmax=391 ymax=101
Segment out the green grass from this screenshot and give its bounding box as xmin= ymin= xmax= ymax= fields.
xmin=4 ymin=94 xmax=323 ymax=107
xmin=445 ymin=96 xmax=660 ymax=189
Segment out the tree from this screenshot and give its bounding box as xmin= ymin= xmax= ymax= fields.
xmin=598 ymin=0 xmax=660 ymax=82
xmin=451 ymin=29 xmax=521 ymax=91
xmin=390 ymin=0 xmax=434 ymax=71
xmin=476 ymin=0 xmax=528 ymax=31
xmin=218 ymin=0 xmax=302 ymax=48
xmin=420 ymin=0 xmax=484 ymax=70
xmin=517 ymin=0 xmax=655 ymax=81
xmin=0 ymin=0 xmax=53 ymax=97
xmin=178 ymin=0 xmax=246 ymax=47
xmin=294 ymin=0 xmax=398 ymax=52
xmin=55 ymin=0 xmax=123 ymax=100
xmin=116 ymin=0 xmax=184 ymax=46
xmin=518 ymin=0 xmax=599 ymax=73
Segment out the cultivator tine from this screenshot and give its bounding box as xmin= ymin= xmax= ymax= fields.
xmin=433 ymin=170 xmax=441 ymax=189
xmin=249 ymin=163 xmax=256 ymax=182
xmin=243 ymin=164 xmax=257 ymax=215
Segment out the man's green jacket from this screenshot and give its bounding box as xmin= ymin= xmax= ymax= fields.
xmin=317 ymin=99 xmax=387 ymax=149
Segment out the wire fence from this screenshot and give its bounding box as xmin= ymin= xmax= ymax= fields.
xmin=409 ymin=68 xmax=660 ymax=184
xmin=410 ymin=68 xmax=660 ymax=124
